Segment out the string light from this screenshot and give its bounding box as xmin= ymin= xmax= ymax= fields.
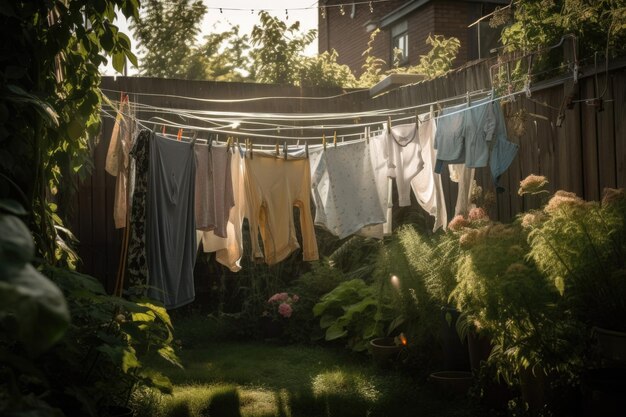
xmin=321 ymin=6 xmax=326 ymax=19
xmin=285 ymin=9 xmax=288 ymax=20
xmin=200 ymin=0 xmax=389 ymax=14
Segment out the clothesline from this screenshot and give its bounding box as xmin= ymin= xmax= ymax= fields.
xmin=103 ymin=88 xmax=527 ymax=142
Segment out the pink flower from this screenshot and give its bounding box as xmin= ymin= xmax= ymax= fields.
xmin=448 ymin=215 xmax=469 ymax=231
xmin=468 ymin=207 xmax=489 ymax=222
xmin=268 ymin=292 xmax=289 ymax=303
xmin=278 ymin=303 xmax=293 ymax=318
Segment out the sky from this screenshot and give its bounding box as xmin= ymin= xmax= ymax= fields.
xmin=102 ymin=0 xmax=319 ymax=75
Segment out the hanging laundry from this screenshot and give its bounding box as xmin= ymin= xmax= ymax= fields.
xmin=385 ymin=123 xmax=423 ymax=206
xmin=105 ymin=96 xmax=136 ymax=229
xmin=410 ymin=112 xmax=448 ymax=231
xmin=194 ymin=143 xmax=234 ymax=238
xmin=147 ymin=134 xmax=197 ymax=309
xmin=309 ymin=141 xmax=385 ymax=239
xmin=359 ymin=130 xmax=391 ymax=239
xmin=244 ymin=152 xmax=318 ymax=265
xmin=433 ymin=101 xmax=467 ymax=173
xmin=449 ymin=164 xmax=476 ymax=216
xmin=199 ymin=149 xmax=247 ymax=272
xmin=126 ymin=129 xmax=151 ymax=292
xmin=489 ymin=102 xmax=519 ymax=192
xmin=361 ymin=123 xmax=423 ymax=236
xmin=464 ymin=96 xmax=496 ymax=168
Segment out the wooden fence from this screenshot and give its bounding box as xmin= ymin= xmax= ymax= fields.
xmin=71 ymin=62 xmax=626 ymax=291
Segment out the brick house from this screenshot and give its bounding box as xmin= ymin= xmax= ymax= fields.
xmin=318 ymin=0 xmax=510 ymax=76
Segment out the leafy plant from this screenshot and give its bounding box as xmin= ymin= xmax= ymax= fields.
xmin=250 ymin=11 xmax=317 ymax=85
xmin=450 ymin=215 xmax=580 ymax=384
xmin=298 ymin=49 xmax=358 ymax=88
xmin=313 ymin=279 xmax=394 ymax=352
xmin=389 ymin=34 xmax=461 ymax=80
xmin=284 ymin=259 xmax=348 ymax=344
xmin=524 ymin=187 xmax=626 ymax=331
xmin=39 ymin=266 xmax=182 ymax=415
xmin=0 ymin=200 xmax=182 ymax=416
xmin=0 ymin=0 xmax=139 ymax=264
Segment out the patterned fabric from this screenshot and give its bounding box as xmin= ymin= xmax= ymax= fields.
xmin=309 ymin=141 xmax=385 ymax=239
xmin=126 ymin=129 xmax=150 ymax=292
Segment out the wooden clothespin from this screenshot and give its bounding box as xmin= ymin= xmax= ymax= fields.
xmin=283 ymin=142 xmax=288 ymax=160
xmin=208 ymin=133 xmax=214 ymax=151
xmin=365 ymin=127 xmax=369 ymax=144
xmin=226 ymin=136 xmax=232 ymax=153
xmin=322 ymin=133 xmax=326 ymax=151
xmin=333 ymin=131 xmax=337 ymax=148
xmin=191 ymin=131 xmax=198 ymax=146
xmin=387 ymin=116 xmax=392 ymax=133
xmin=275 ymin=141 xmax=280 ymax=157
xmin=162 ymin=125 xmax=166 ymax=135
xmin=305 ymin=141 xmax=309 ymax=158
xmin=466 ymin=91 xmax=471 ymax=106
xmin=177 ymin=128 xmax=183 ymax=141
xmin=249 ymin=139 xmax=254 ymax=159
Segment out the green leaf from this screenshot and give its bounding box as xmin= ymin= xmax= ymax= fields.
xmin=138 ymin=369 xmax=173 ymax=394
xmin=6 ymin=84 xmax=59 ymax=126
xmin=325 ymin=323 xmax=348 ymax=341
xmin=0 ymin=199 xmax=28 ymax=216
xmin=555 ymin=276 xmax=565 ymax=296
xmin=0 ymin=262 xmax=70 ymax=356
xmin=0 ymin=214 xmax=34 ymax=263
xmin=157 ymin=345 xmax=183 ymax=368
xmin=112 ymin=51 xmax=126 ymax=73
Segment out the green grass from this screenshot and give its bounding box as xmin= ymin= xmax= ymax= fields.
xmin=134 ymin=340 xmax=472 ymax=417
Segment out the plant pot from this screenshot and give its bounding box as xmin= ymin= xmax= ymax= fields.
xmin=429 ymin=371 xmax=473 ymax=397
xmin=439 ymin=307 xmax=470 ymax=371
xmin=467 ymin=329 xmax=492 ymax=372
xmin=369 ymin=337 xmax=402 ymax=367
xmin=581 ymin=367 xmax=626 ymax=417
xmin=593 ymin=327 xmax=626 ymax=365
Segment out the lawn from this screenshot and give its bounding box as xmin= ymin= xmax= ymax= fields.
xmin=132 ymin=318 xmax=472 ymax=417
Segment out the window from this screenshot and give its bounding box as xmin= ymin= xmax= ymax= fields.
xmin=391 ymin=21 xmax=408 ymax=65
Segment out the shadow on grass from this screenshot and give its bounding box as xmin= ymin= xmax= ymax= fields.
xmin=202 ymin=386 xmax=242 ymax=417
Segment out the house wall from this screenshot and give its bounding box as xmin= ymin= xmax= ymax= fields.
xmin=319 ymin=0 xmax=498 ymax=77
xmin=318 ymin=0 xmax=404 ymax=76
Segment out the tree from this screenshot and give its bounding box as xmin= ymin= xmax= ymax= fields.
xmin=497 ymin=0 xmax=626 ymax=58
xmin=298 ymin=50 xmax=358 ymax=88
xmin=131 ymin=0 xmax=207 ymax=78
xmin=0 ymin=0 xmax=138 ymax=263
xmin=186 ymin=26 xmax=252 ymax=82
xmin=249 ymin=11 xmax=317 ymax=85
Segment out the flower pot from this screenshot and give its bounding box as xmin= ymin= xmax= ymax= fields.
xmin=581 ymin=367 xmax=626 ymax=417
xmin=439 ymin=307 xmax=470 ymax=371
xmin=429 ymin=371 xmax=473 ymax=397
xmin=369 ymin=337 xmax=402 ymax=367
xmin=593 ymin=327 xmax=626 ymax=365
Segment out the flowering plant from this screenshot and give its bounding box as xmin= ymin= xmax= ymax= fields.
xmin=522 ymin=177 xmax=626 ymax=332
xmin=264 ymin=292 xmax=299 ymax=320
